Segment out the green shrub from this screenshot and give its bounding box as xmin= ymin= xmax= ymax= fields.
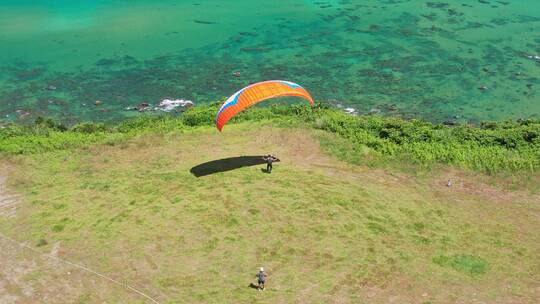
xmin=71 ymin=122 xmax=108 ymax=134
xmin=34 ymin=116 xmax=68 ymax=131
xmin=0 ymin=124 xmax=28 ymax=140
xmin=182 ymin=104 xmax=219 ymax=126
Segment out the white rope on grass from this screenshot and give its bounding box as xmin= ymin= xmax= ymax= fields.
xmin=0 ymin=232 xmax=160 ymax=304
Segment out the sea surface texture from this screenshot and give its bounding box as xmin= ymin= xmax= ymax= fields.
xmin=1 ymin=0 xmax=539 ymax=123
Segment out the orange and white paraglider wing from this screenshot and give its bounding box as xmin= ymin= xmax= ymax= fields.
xmin=215 ymin=80 xmax=314 ymax=131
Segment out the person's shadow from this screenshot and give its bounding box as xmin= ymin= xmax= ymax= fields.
xmin=190 ymin=155 xmax=279 ymax=177
xmin=248 ymin=283 xmax=259 ymax=290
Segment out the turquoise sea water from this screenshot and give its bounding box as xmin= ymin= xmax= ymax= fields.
xmin=1 ymin=0 xmax=539 ymax=124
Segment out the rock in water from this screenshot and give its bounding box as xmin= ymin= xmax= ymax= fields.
xmin=344 ymin=107 xmax=358 ymax=115
xmin=137 ymin=102 xmax=150 ymax=112
xmin=368 ymin=108 xmax=381 ymax=115
xmin=478 ymin=85 xmax=488 ymax=91
xmin=443 ymin=120 xmax=457 ymax=126
xmin=156 ymin=99 xmax=194 ymax=112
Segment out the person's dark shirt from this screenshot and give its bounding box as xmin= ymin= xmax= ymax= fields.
xmin=257 ymin=271 xmax=266 ymax=282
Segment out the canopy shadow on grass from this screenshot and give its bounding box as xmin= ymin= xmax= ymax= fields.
xmin=190 ymin=156 xmax=279 ymax=177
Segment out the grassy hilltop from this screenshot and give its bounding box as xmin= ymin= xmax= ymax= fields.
xmin=0 ymin=105 xmax=539 ymax=303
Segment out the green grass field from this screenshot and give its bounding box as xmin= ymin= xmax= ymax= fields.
xmin=1 ymin=122 xmax=539 ymax=303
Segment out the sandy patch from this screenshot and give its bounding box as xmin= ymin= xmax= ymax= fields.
xmin=0 ymin=166 xmax=20 ymax=218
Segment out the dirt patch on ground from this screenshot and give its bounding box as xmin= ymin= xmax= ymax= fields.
xmin=0 ymin=233 xmax=147 ymax=303
xmin=0 ymin=165 xmax=20 ymax=218
xmin=0 ymin=236 xmax=36 ymax=303
xmin=432 ymin=169 xmax=540 ymax=204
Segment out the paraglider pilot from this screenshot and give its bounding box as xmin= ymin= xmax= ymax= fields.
xmin=256 ymin=267 xmax=267 ymax=291
xmin=262 ymin=154 xmax=279 ymax=173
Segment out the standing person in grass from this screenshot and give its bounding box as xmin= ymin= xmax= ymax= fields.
xmin=256 ymin=267 xmax=267 ymax=291
xmin=262 ymin=154 xmax=279 ymax=173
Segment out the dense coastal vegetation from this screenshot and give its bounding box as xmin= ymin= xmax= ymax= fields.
xmin=2 ymin=103 xmax=539 ymax=174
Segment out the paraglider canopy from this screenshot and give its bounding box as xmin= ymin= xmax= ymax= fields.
xmin=215 ymin=80 xmax=314 ymax=131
